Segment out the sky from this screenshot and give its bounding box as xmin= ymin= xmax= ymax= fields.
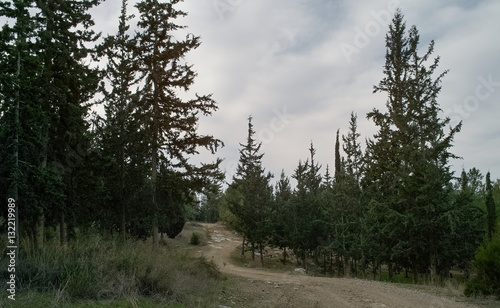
xmin=91 ymin=0 xmax=500 ymax=187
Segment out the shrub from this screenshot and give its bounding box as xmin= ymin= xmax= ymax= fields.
xmin=465 ymin=230 xmax=500 ymax=298
xmin=190 ymin=232 xmax=200 ymax=245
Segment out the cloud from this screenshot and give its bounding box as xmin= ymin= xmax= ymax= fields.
xmin=92 ymin=0 xmax=500 ymax=185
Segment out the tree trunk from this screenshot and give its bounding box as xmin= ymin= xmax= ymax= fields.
xmin=241 ymin=236 xmax=245 ymax=256
xmin=36 ymin=214 xmax=45 ymax=249
xmin=121 ymin=202 xmax=126 ymax=241
xmin=60 ymin=212 xmax=66 ymax=246
xmin=152 ymin=216 xmax=159 ymax=248
xmin=302 ymin=250 xmax=307 ymax=270
xmin=430 ymin=254 xmax=437 ymax=284
xmin=259 ymin=243 xmax=264 ymax=266
xmin=412 ymin=262 xmax=418 ymax=283
xmin=337 ymin=254 xmax=342 ymax=277
xmin=344 ymin=255 xmax=351 ymax=277
xmin=151 ymin=149 xmax=159 ymax=248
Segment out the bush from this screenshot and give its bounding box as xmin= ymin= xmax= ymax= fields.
xmin=190 ymin=232 xmax=200 ymax=245
xmin=465 ymin=230 xmax=500 ymax=298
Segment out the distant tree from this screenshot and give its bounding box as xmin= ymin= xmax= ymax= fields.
xmin=269 ymin=170 xmax=293 ymax=263
xmin=334 ymin=129 xmax=342 ymax=181
xmin=448 ymin=170 xmax=485 ymax=277
xmin=342 ymin=112 xmax=363 ymax=183
xmin=230 ymin=116 xmax=273 ymax=265
xmin=290 ymin=142 xmax=323 ymax=269
xmin=486 ymin=172 xmax=497 ymax=240
xmin=218 ymin=185 xmax=243 ymax=231
xmin=339 ymin=112 xmax=364 ymax=276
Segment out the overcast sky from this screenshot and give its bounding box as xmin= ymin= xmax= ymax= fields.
xmin=91 ymin=0 xmax=500 ymax=186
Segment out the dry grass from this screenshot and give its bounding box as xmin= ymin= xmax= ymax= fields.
xmin=0 ymin=228 xmax=222 ymax=307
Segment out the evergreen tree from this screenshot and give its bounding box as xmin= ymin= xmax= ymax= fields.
xmin=334 ymin=129 xmax=341 ymax=181
xmin=134 ymin=0 xmax=223 ymax=246
xmin=486 ymin=172 xmax=497 ymax=240
xmin=1 ymin=0 xmax=102 ymax=246
xmin=366 ymin=9 xmax=462 ymax=281
xmin=269 ymin=170 xmax=293 ymax=263
xmin=230 ymin=116 xmax=273 ymax=265
xmin=342 ymin=112 xmax=363 ymax=183
xmin=36 ymin=0 xmax=103 ymax=244
xmin=339 ymin=112 xmax=364 ymax=276
xmin=97 ymin=0 xmax=143 ymax=239
xmin=290 ymin=142 xmax=323 ymax=269
xmin=0 ymin=0 xmax=39 ymax=250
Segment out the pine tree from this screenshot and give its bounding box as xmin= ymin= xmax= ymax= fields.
xmin=134 ymin=0 xmax=223 ymax=246
xmin=334 ymin=129 xmax=341 ymax=182
xmin=269 ymin=170 xmax=293 ymax=263
xmin=231 ymin=116 xmax=273 ymax=265
xmin=449 ymin=170 xmax=485 ymax=277
xmin=290 ymin=142 xmax=323 ymax=269
xmin=35 ymin=0 xmax=103 ymax=244
xmin=0 ymin=0 xmax=37 ymax=251
xmin=98 ymin=0 xmax=141 ymax=239
xmin=342 ymin=112 xmax=363 ymax=183
xmin=366 ymin=9 xmax=462 ymax=282
xmin=486 ymin=172 xmax=497 ymax=240
xmin=339 ymin=112 xmax=364 ymax=276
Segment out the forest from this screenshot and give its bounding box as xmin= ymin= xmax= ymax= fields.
xmin=1 ymin=0 xmax=499 ymax=304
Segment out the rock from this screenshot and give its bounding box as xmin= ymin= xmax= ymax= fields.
xmin=294 ymin=267 xmax=306 ymax=274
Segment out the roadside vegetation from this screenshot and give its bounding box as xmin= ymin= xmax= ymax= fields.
xmin=0 ymin=226 xmax=221 ymax=307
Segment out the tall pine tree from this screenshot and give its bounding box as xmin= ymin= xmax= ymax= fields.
xmin=134 ymin=0 xmax=223 ymax=246
xmin=366 ymin=9 xmax=462 ymax=281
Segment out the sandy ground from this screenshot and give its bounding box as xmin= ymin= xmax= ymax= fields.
xmin=195 ymin=222 xmax=481 ymax=308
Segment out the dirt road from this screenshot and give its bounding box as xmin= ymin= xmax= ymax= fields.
xmin=198 ymin=222 xmax=478 ymax=308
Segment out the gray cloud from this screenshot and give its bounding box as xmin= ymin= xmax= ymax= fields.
xmin=92 ymin=0 xmax=500 ymax=184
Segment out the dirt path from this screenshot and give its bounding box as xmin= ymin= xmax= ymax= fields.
xmin=198 ymin=222 xmax=478 ymax=308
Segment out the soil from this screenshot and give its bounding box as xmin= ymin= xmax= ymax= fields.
xmin=191 ymin=222 xmax=484 ymax=308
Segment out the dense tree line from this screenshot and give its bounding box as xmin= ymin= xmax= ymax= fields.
xmin=223 ymin=10 xmax=499 ymax=285
xmin=0 ymin=0 xmax=223 ymax=247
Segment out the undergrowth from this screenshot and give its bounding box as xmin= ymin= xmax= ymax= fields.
xmin=0 ymin=232 xmax=221 ymax=307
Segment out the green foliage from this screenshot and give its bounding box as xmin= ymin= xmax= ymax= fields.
xmin=465 ymin=231 xmax=500 ymax=298
xmin=190 ymin=232 xmax=200 ymax=245
xmin=218 ymin=186 xmax=242 ymax=230
xmin=196 ymin=191 xmax=221 ymax=223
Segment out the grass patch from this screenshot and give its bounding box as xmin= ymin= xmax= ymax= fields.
xmin=0 ymin=232 xmax=222 ymax=307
